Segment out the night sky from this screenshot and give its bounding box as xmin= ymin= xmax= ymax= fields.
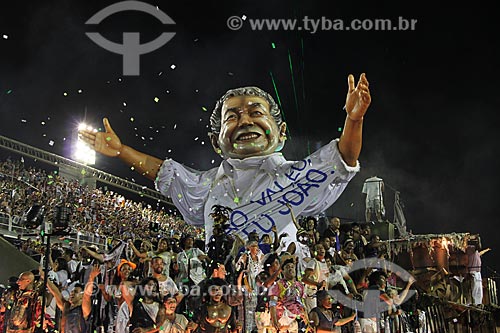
xmin=1 ymin=1 xmax=499 ymax=276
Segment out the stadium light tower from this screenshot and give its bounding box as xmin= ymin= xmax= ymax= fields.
xmin=74 ymin=123 xmax=96 ymax=165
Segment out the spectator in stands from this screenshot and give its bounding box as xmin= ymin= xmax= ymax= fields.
xmin=262 ymin=253 xmax=282 ymax=288
xmin=150 ymin=256 xmax=181 ymax=302
xmin=350 ymin=223 xmax=366 ymax=260
xmin=129 ymin=237 xmax=174 ymax=277
xmin=48 ymin=255 xmax=71 ymax=289
xmin=191 ymin=260 xmax=243 ymax=308
xmin=309 ymin=290 xmax=356 ymax=333
xmin=43 ymin=264 xmax=99 ymax=333
xmin=158 ymin=293 xmax=189 ymax=333
xmin=176 ymin=235 xmax=208 ymax=286
xmin=302 ymin=243 xmax=329 ymax=312
xmin=324 ymin=217 xmax=344 ymax=253
xmin=129 ymin=277 xmax=165 ymax=333
xmin=364 ymin=234 xmax=386 ymax=258
xmin=335 ymin=239 xmax=358 ymax=267
xmin=302 ymin=216 xmax=320 ymax=246
xmin=62 ymin=248 xmax=79 ymax=277
xmin=358 ymin=270 xmax=392 ymax=333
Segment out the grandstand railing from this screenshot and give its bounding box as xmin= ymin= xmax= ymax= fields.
xmin=0 ymin=212 xmax=106 ymax=249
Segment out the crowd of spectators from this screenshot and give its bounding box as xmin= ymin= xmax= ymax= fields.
xmin=0 ymin=158 xmax=203 ymax=241
xmin=0 ymin=157 xmax=424 ymax=333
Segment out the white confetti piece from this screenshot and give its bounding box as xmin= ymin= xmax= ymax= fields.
xmin=170 ymin=64 xmax=176 ymax=69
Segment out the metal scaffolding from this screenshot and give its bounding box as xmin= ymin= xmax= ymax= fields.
xmin=0 ymin=134 xmax=175 ymax=207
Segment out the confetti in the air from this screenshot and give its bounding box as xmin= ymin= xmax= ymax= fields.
xmin=63 ymin=92 xmax=68 ymax=96
xmin=211 ymin=160 xmax=215 ymax=164
xmin=6 ymin=89 xmax=12 ymax=94
xmin=228 ymin=72 xmax=234 ymax=76
xmin=242 ymin=15 xmax=247 ymax=20
xmin=123 ymin=102 xmax=127 ymax=107
xmin=202 ymin=106 xmax=207 ymax=111
xmin=173 ymin=124 xmax=177 ymax=129
xmin=78 ymin=89 xmax=82 ymax=93
xmin=2 ymin=34 xmax=8 ymax=39
xmin=130 ymin=117 xmax=134 ymax=122
xmin=154 ymin=97 xmax=160 ymax=103
xmin=271 ymin=42 xmax=276 ymax=49
xmin=21 ymin=119 xmax=27 ymax=123
xmin=158 ymin=71 xmax=163 ymax=76
xmin=194 ymin=137 xmax=199 ymax=141
xmin=338 ymin=127 xmax=342 ymax=132
xmin=49 ymin=140 xmax=54 ymax=146
xmin=170 ymin=64 xmax=176 ymax=70
xmin=41 ymin=121 xmax=45 ymax=125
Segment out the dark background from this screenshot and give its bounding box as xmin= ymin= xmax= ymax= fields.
xmin=0 ymin=1 xmax=499 ymax=277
